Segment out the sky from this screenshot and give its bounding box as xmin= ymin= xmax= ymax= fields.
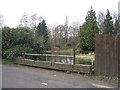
xmin=0 ymin=0 xmax=120 ymax=28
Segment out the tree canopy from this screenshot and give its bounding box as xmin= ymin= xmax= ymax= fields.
xmin=103 ymin=9 xmax=114 ymax=34
xmin=78 ymin=7 xmax=99 ymax=52
xmin=36 ymin=19 xmax=50 ymax=50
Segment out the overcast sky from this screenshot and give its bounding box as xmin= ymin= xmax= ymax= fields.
xmin=0 ymin=0 xmax=119 ymax=28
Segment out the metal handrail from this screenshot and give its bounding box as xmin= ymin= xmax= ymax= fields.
xmin=22 ymin=53 xmax=73 ymax=58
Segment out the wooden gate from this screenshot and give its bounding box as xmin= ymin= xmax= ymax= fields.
xmin=95 ymin=35 xmax=120 ymax=77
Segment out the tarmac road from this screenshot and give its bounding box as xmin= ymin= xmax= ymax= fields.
xmin=2 ymin=64 xmax=118 ymax=88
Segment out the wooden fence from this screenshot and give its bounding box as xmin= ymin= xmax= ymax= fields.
xmin=15 ymin=59 xmax=91 ymax=74
xmin=95 ymin=35 xmax=120 ymax=77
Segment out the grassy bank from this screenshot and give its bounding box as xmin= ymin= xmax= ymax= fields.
xmin=76 ymin=55 xmax=95 ymax=65
xmin=2 ymin=59 xmax=14 ymax=65
xmin=90 ymin=75 xmax=118 ymax=84
xmin=0 ymin=60 xmax=2 ymax=64
xmin=76 ymin=55 xmax=95 ymax=60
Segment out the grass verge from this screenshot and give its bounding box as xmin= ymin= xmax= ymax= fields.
xmin=76 ymin=55 xmax=95 ymax=65
xmin=2 ymin=59 xmax=14 ymax=65
xmin=90 ymin=75 xmax=118 ymax=84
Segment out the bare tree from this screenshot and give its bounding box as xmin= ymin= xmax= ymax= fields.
xmin=97 ymin=11 xmax=105 ymax=34
xmin=67 ymin=22 xmax=80 ymax=47
xmin=29 ymin=13 xmax=43 ymax=36
xmin=53 ymin=25 xmax=64 ymax=46
xmin=113 ymin=13 xmax=120 ymax=34
xmin=19 ymin=12 xmax=29 ymax=27
xmin=0 ymin=14 xmax=4 ymax=28
xmin=48 ymin=25 xmax=57 ymax=48
xmin=30 ymin=13 xmax=37 ymax=28
xmin=64 ymin=16 xmax=68 ymax=43
xmin=71 ymin=22 xmax=80 ymax=37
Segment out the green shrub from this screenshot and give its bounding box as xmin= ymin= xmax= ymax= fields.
xmin=80 ymin=50 xmax=90 ymax=54
xmin=2 ymin=27 xmax=46 ymax=61
xmin=3 ymin=45 xmax=33 ymax=61
xmin=16 ymin=56 xmax=23 ymax=60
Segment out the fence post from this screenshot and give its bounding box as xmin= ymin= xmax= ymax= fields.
xmin=22 ymin=53 xmax=25 ymax=59
xmin=73 ymin=48 xmax=75 ymax=64
xmin=46 ymin=54 xmax=47 ymax=61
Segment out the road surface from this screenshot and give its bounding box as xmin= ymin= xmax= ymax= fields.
xmin=2 ymin=64 xmax=117 ymax=88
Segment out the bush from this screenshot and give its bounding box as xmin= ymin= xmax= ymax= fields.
xmin=32 ymin=42 xmax=44 ymax=54
xmin=16 ymin=56 xmax=23 ymax=60
xmin=80 ymin=50 xmax=89 ymax=54
xmin=2 ymin=26 xmax=50 ymax=61
xmin=3 ymin=45 xmax=33 ymax=61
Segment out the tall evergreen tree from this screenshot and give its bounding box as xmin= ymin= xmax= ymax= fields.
xmin=36 ymin=19 xmax=49 ymax=50
xmin=78 ymin=7 xmax=99 ymax=51
xmin=103 ymin=9 xmax=114 ymax=34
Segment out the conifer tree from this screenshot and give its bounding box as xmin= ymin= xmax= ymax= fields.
xmin=78 ymin=7 xmax=99 ymax=51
